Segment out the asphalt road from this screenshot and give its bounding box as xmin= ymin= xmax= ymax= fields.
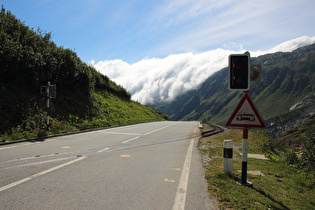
xmin=0 ymin=121 xmax=217 ymax=210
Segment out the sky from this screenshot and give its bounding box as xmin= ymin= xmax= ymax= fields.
xmin=2 ymin=0 xmax=315 ymax=104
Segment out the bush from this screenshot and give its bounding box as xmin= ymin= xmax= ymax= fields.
xmin=284 ymin=129 xmax=315 ymax=172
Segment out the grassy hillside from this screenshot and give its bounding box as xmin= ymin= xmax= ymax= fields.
xmin=154 ymin=44 xmax=315 ymax=131
xmin=89 ymin=90 xmax=168 ymax=126
xmin=0 ymin=7 xmax=167 ymax=140
xmin=1 ymin=91 xmax=167 ymax=141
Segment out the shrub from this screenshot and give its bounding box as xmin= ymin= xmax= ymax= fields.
xmin=284 ymin=129 xmax=315 ymax=172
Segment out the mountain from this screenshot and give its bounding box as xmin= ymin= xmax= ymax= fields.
xmin=153 ymin=44 xmax=315 ymax=133
xmin=0 ymin=7 xmax=167 ymax=135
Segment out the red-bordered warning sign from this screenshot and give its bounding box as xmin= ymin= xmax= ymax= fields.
xmin=226 ymin=93 xmax=265 ymax=128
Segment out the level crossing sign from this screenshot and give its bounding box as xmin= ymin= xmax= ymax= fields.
xmin=226 ymin=93 xmax=265 ymax=129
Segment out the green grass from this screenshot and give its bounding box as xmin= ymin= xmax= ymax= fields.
xmin=90 ymin=90 xmax=168 ymax=125
xmin=199 ymin=129 xmax=315 ymax=209
xmin=0 ymin=90 xmax=168 ymax=142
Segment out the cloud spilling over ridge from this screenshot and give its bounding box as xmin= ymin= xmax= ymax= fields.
xmin=93 ymin=36 xmax=315 ymax=105
xmin=251 ymin=36 xmax=315 ymax=57
xmin=94 ymin=49 xmax=236 ymax=104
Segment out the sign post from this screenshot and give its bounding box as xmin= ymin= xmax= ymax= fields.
xmin=226 ymin=91 xmax=265 ymax=186
xmin=41 ymin=82 xmax=56 ymax=129
xmin=226 ymin=52 xmax=265 ymax=186
xmin=241 ymin=128 xmax=249 ymax=185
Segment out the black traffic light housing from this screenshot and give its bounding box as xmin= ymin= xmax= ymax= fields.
xmin=229 ymin=54 xmax=250 ymax=90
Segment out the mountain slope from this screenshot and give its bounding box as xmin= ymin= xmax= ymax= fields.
xmin=153 ymin=44 xmax=315 ymax=128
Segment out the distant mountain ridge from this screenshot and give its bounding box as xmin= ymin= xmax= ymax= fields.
xmin=152 ymin=43 xmax=315 ymax=133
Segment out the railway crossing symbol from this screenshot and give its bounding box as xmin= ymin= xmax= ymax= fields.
xmin=226 ymin=92 xmax=265 ymax=129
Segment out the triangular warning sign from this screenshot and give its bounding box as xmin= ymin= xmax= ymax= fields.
xmin=226 ymin=93 xmax=265 ymax=128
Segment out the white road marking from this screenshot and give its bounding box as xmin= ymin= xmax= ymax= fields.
xmin=0 ymin=142 xmax=35 ymax=150
xmin=1 ymin=156 xmax=79 ymax=170
xmin=0 ymin=156 xmax=86 ymax=192
xmin=122 ymin=136 xmax=140 ymax=144
xmin=100 ymin=131 xmax=142 ymax=136
xmin=144 ymin=124 xmax=175 ymax=136
xmin=97 ymin=147 xmax=110 ymax=153
xmin=172 ymin=123 xmax=197 ymax=210
xmin=0 ymin=122 xmax=177 ymax=151
xmin=172 ymin=137 xmax=194 ymax=210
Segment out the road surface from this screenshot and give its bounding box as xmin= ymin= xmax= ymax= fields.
xmin=0 ymin=121 xmax=217 ymax=209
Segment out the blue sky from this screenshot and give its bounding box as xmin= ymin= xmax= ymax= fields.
xmin=2 ymin=0 xmax=315 ymax=104
xmin=2 ymin=0 xmax=315 ymax=64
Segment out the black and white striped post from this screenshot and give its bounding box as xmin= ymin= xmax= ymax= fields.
xmin=223 ymin=140 xmax=233 ymax=174
xmin=241 ymin=128 xmax=248 ymax=183
xmin=240 ymin=128 xmax=253 ymax=186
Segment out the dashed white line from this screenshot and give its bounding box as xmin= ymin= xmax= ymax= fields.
xmin=144 ymin=124 xmax=175 ymax=136
xmin=122 ymin=136 xmax=140 ymax=144
xmin=97 ymin=147 xmax=110 ymax=153
xmin=100 ymin=131 xmax=142 ymax=136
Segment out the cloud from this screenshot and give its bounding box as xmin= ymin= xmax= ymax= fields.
xmin=269 ymin=36 xmax=315 ymax=53
xmin=144 ymin=0 xmax=297 ymax=58
xmin=223 ymin=42 xmax=244 ymax=51
xmin=94 ymin=50 xmax=236 ymax=104
xmin=93 ymin=36 xmax=315 ymax=105
xmin=250 ymin=36 xmax=315 ymax=57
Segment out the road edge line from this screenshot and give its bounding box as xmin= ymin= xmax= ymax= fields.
xmin=172 ymin=123 xmax=197 ymax=210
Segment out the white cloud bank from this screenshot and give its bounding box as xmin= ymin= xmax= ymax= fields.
xmin=93 ymin=36 xmax=315 ymax=105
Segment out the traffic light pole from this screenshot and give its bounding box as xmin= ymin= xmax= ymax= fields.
xmin=241 ymin=128 xmax=248 ymax=184
xmin=41 ymin=81 xmax=56 ymax=130
xmin=239 ymin=91 xmax=253 ymax=187
xmin=227 ymin=53 xmax=265 ymax=187
xmin=46 ymin=81 xmax=50 ymax=129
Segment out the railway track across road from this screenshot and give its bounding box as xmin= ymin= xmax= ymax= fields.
xmin=201 ymin=123 xmax=224 ymax=137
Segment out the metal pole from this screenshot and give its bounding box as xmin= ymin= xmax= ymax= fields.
xmin=241 ymin=128 xmax=248 ymax=184
xmin=238 ymin=90 xmax=253 ymax=186
xmin=47 ymin=81 xmax=50 ymax=128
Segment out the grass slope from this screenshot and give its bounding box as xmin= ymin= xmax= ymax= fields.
xmin=90 ymin=90 xmax=167 ymax=126
xmin=1 ymin=90 xmax=167 ymax=142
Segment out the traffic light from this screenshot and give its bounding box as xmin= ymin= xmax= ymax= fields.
xmin=229 ymin=54 xmax=250 ymax=90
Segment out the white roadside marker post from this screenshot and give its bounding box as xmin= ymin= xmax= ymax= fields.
xmin=223 ymin=140 xmax=233 ymax=175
